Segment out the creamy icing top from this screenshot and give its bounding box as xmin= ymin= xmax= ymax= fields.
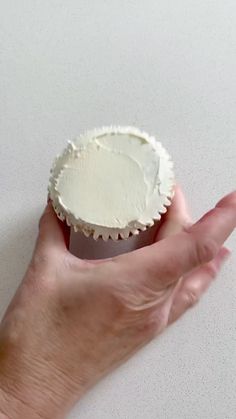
xmin=48 ymin=127 xmax=174 ymax=240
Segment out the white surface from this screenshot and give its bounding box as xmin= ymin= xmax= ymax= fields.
xmin=0 ymin=1 xmax=235 ymax=418
xmin=49 ymin=126 xmax=174 ymax=240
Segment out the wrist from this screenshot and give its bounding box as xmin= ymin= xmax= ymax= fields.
xmin=0 ymin=331 xmax=84 ymax=419
xmin=0 ymin=355 xmax=72 ymax=419
xmin=0 ymin=386 xmax=42 ymax=419
xmin=0 ymin=322 xmax=74 ymax=419
xmin=0 ymin=277 xmax=83 ymax=418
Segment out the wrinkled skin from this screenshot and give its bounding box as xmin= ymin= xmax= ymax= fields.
xmin=0 ymin=187 xmax=235 ymax=419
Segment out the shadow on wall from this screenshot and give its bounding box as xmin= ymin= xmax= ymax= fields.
xmin=0 ymin=210 xmax=39 ymax=318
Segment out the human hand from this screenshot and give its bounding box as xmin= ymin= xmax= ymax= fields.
xmin=0 ymin=187 xmax=235 ymax=419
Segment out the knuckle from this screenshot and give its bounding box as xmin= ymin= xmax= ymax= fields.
xmin=184 ymin=289 xmax=200 ymax=307
xmin=112 ymin=283 xmax=157 ymax=314
xmin=204 ymin=263 xmax=218 ymax=279
xmin=149 ymin=310 xmax=168 ymax=335
xmin=194 ymin=236 xmax=218 ymax=265
xmin=110 ymin=288 xmax=168 ymax=339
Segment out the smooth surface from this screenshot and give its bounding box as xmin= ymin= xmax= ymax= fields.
xmin=0 ymin=1 xmax=236 ymax=418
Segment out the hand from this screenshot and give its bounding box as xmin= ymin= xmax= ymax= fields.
xmin=0 ymin=187 xmax=235 ymax=419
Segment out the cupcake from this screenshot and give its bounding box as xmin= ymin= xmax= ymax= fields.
xmin=48 ymin=126 xmax=175 ymax=243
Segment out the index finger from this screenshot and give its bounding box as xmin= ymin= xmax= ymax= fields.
xmin=115 ymin=191 xmax=236 ymax=287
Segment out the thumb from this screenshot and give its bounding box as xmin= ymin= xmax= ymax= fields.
xmin=36 ymin=201 xmax=70 ymax=251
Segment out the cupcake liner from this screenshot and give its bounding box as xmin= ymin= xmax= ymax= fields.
xmin=70 ymin=223 xmax=160 ymax=260
xmin=48 ymin=126 xmax=175 ymax=241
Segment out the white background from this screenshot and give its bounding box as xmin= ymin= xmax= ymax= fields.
xmin=0 ymin=1 xmax=236 ymax=418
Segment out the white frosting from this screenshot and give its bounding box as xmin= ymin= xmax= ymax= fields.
xmin=48 ymin=126 xmax=174 ymax=240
